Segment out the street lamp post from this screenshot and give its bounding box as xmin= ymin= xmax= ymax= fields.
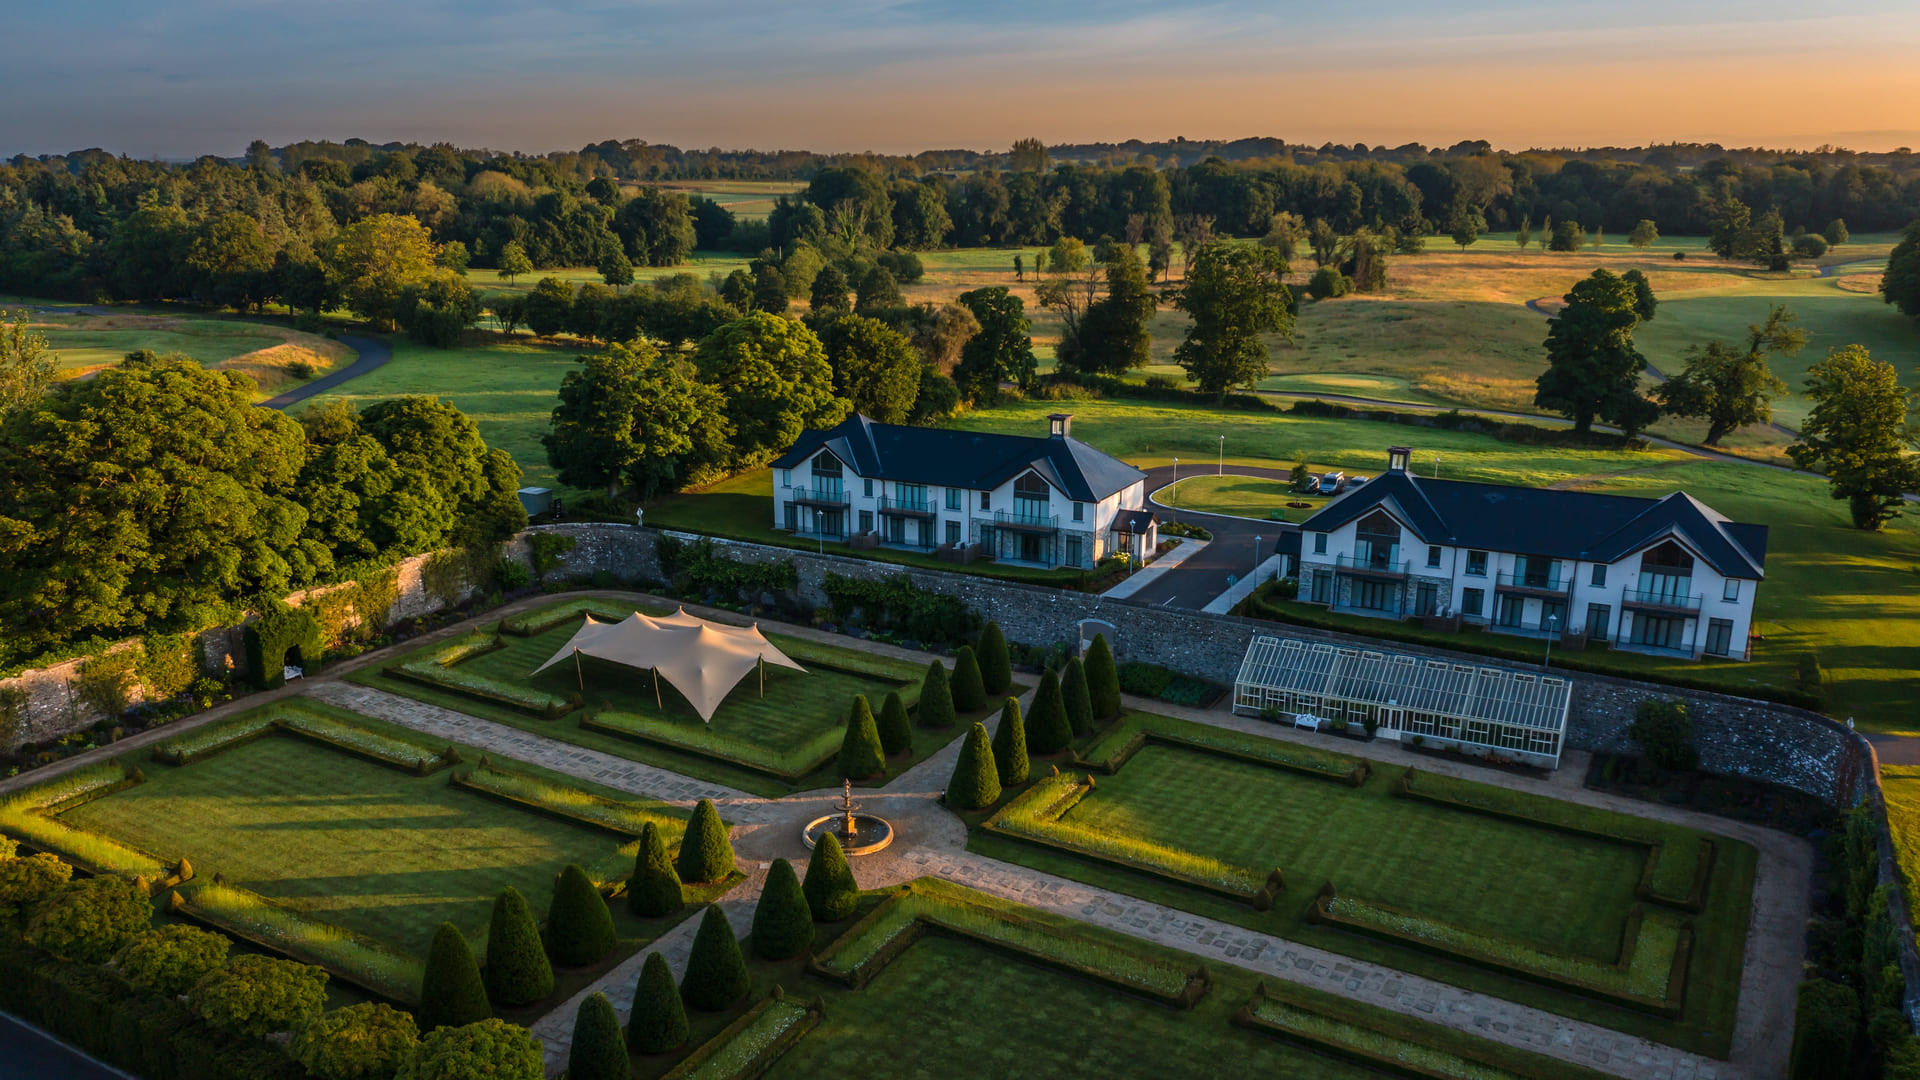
xmin=1253 ymin=534 xmax=1262 ymax=583
xmin=814 ymin=510 xmax=823 ymax=555
xmin=1543 ymin=614 xmax=1560 ymax=670
xmin=1171 ymin=457 xmax=1178 ymax=523
xmin=1218 ymin=435 xmax=1224 ymax=476
xmin=1433 ymin=454 xmax=1441 ymax=479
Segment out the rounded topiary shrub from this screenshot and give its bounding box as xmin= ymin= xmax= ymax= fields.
xmin=679 ymin=905 xmax=749 ymax=1012
xmin=918 ymin=660 xmax=955 ymax=729
xmin=991 ymin=697 xmax=1029 ymax=787
xmin=976 ymin=622 xmax=1012 ymax=694
xmin=114 ymin=924 xmax=231 ymax=998
xmin=191 ymin=954 xmax=329 ymax=1037
xmin=876 ymin=691 xmax=912 ymax=756
xmin=628 ymin=822 xmax=683 ymax=917
xmin=1062 ymin=657 xmax=1095 ymax=736
xmin=801 ymin=832 xmax=859 ymax=923
xmin=0 ymin=850 xmax=72 ymax=926
xmin=483 ymin=886 xmax=553 ymax=1007
xmin=675 ymin=799 xmax=734 ymax=885
xmin=566 ymin=992 xmax=628 ymax=1080
xmin=751 ymin=858 xmax=815 ymax=959
xmin=25 ymin=875 xmax=152 ymax=964
xmin=945 ymin=722 xmax=1001 ymax=810
xmin=838 ymin=695 xmax=888 ymax=780
xmin=291 ymin=1002 xmax=420 ymax=1080
xmin=1084 ymin=633 xmax=1122 ymax=718
xmin=1025 ymin=668 xmax=1072 ymax=755
xmin=545 ymin=863 xmax=617 ymax=966
xmin=397 ymin=1018 xmax=543 ymax=1080
xmin=419 ymin=922 xmax=491 ymax=1031
xmin=627 ymin=951 xmax=689 ymax=1054
xmin=245 ymin=600 xmax=326 ymax=690
xmin=950 ymin=646 xmax=987 ymax=712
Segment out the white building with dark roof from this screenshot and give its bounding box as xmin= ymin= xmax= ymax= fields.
xmin=768 ymin=413 xmax=1157 ymax=569
xmin=1295 ymin=447 xmax=1768 ymax=660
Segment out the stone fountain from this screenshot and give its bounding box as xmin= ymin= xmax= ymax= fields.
xmin=802 ymin=780 xmax=894 ymax=856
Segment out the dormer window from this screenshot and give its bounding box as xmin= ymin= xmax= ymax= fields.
xmin=1387 ymin=446 xmax=1411 ymax=473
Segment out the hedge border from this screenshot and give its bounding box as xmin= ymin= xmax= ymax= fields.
xmin=1309 ymin=885 xmax=1692 ymax=1018
xmin=447 ymin=762 xmax=687 ymax=840
xmin=499 ymin=597 xmax=646 ymax=637
xmin=578 ymin=713 xmax=838 ymax=784
xmin=808 ymin=883 xmax=1211 ymax=1008
xmin=0 ymin=762 xmax=171 ymax=877
xmin=168 ymin=882 xmax=423 ymax=1007
xmin=660 ymin=989 xmax=823 ymax=1080
xmin=1074 ymin=719 xmax=1370 ymax=788
xmin=150 ymin=703 xmax=458 ymax=776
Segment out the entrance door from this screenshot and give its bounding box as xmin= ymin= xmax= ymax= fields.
xmin=1495 ymin=594 xmax=1525 ymax=628
xmin=887 ymin=516 xmax=905 ymax=544
xmin=1019 ymin=533 xmax=1044 ymax=563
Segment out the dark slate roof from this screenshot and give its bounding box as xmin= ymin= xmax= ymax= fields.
xmin=1110 ymin=508 xmax=1157 ymax=533
xmin=1297 ymin=470 xmax=1767 ymax=578
xmin=770 ymin=415 xmax=1146 ymax=502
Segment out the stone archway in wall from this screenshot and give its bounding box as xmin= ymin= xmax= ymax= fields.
xmin=1078 ymin=619 xmax=1117 ymax=657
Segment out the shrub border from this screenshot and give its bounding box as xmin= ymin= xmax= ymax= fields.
xmin=0 ymin=761 xmax=171 ymax=877
xmin=1074 ymin=718 xmax=1370 ymax=788
xmin=660 ymin=988 xmax=823 ymax=1080
xmin=150 ymin=702 xmax=459 ymax=776
xmin=447 ymin=761 xmax=686 ymax=840
xmin=167 ymin=881 xmax=423 ymax=1007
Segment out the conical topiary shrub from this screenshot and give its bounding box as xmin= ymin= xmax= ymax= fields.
xmin=991 ymin=697 xmax=1029 ymax=787
xmin=977 ymin=622 xmax=1012 ymax=694
xmin=567 ymin=992 xmax=629 ymax=1080
xmin=1085 ymin=633 xmax=1121 ymax=718
xmin=1062 ymin=657 xmax=1095 ymax=736
xmin=945 ymin=722 xmax=1001 ymax=810
xmin=628 ymin=822 xmax=683 ymax=917
xmin=627 ymin=951 xmax=688 ymax=1055
xmin=950 ymin=646 xmax=987 ymax=712
xmin=918 ymin=660 xmax=956 ymax=728
xmin=419 ymin=922 xmax=489 ymax=1031
xmin=750 ymin=859 xmax=815 ymax=959
xmin=876 ymin=692 xmax=912 ymax=756
xmin=483 ymin=886 xmax=553 ymax=1007
xmin=801 ymin=832 xmax=859 ymax=923
xmin=679 ymin=905 xmax=749 ymax=1012
xmin=837 ymin=696 xmax=887 ymax=780
xmin=546 ymin=863 xmax=616 ymax=966
xmin=675 ymin=799 xmax=734 ymax=885
xmin=1025 ymin=669 xmax=1072 ymax=755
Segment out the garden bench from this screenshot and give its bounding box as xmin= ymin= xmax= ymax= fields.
xmin=1292 ymin=713 xmax=1321 ymax=731
xmin=283 ymin=665 xmax=304 ymax=682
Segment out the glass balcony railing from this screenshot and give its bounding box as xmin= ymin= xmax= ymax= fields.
xmin=1621 ymin=587 xmax=1702 ymax=611
xmin=785 ymin=485 xmax=849 ymax=508
xmin=1334 ymin=553 xmax=1410 ymax=577
xmin=1496 ymin=569 xmax=1570 ymax=594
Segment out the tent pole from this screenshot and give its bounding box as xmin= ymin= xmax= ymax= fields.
xmin=652 ymin=668 xmax=662 ymax=709
xmin=574 ymin=649 xmax=583 ymax=691
xmin=759 ymin=655 xmax=764 ymax=696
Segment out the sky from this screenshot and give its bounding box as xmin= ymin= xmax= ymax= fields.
xmin=5 ymin=0 xmax=1920 ymax=159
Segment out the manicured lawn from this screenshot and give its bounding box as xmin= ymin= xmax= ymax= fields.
xmin=1882 ymin=767 xmax=1920 ymax=929
xmin=7 ymin=307 xmax=353 ymax=397
xmin=1161 ymin=474 xmax=1323 ymax=522
xmin=967 ymin=714 xmax=1756 ymax=1058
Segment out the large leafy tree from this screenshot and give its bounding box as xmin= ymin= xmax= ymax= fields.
xmin=1059 ymin=247 xmax=1157 ymax=377
xmin=1534 ymin=269 xmax=1658 ymax=435
xmin=1884 ymin=221 xmax=1920 ymax=320
xmin=811 ymin=314 xmax=921 ymax=423
xmin=324 ymin=213 xmax=440 ymax=330
xmin=0 ymin=310 xmax=57 ymax=414
xmin=356 ymin=396 xmax=527 ymax=548
xmin=1789 ymin=345 xmax=1920 ymax=530
xmin=953 ymin=287 xmax=1035 ymax=402
xmin=545 ymin=342 xmax=727 ymax=498
xmin=185 ymin=212 xmax=277 ymax=311
xmin=693 ymin=313 xmax=847 ymax=466
xmin=0 ymin=358 xmax=322 ymax=650
xmin=1653 ymin=304 xmax=1802 ymax=445
xmin=1169 ymin=242 xmax=1293 ymax=395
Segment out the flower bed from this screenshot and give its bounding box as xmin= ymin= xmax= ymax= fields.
xmin=0 ymin=762 xmax=168 ymax=877
xmin=810 ymin=879 xmax=1209 ymax=1006
xmin=1393 ymin=768 xmax=1713 ymax=911
xmin=173 ymin=881 xmax=424 ymax=1006
xmin=982 ymin=770 xmax=1282 ymax=907
xmin=579 ymin=712 xmax=843 ymax=784
xmin=1234 ymin=980 xmax=1619 ymax=1080
xmin=1311 ymin=885 xmax=1691 ymax=1017
xmin=662 ymin=991 xmax=823 ymax=1080
xmin=152 ymin=702 xmax=457 ymax=775
xmin=1077 ymin=715 xmax=1369 ymax=787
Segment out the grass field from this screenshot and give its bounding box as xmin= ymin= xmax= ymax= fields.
xmin=7 ymin=308 xmax=353 ymax=397
xmin=633 ymin=179 xmax=806 ymax=220
xmin=969 ymin=716 xmax=1754 ymax=1058
xmin=1160 ymin=474 xmax=1323 ymax=522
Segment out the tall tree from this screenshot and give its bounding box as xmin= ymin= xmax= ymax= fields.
xmin=1514 ymin=213 xmax=1533 ymax=253
xmin=1446 ymin=204 xmax=1485 ymax=250
xmin=496 ymin=241 xmax=533 ymax=284
xmin=810 ymin=314 xmax=921 ymax=423
xmin=1260 ymin=212 xmax=1306 ymax=261
xmin=953 ymin=287 xmax=1036 ymax=402
xmin=1789 ymin=346 xmax=1920 ymax=530
xmin=1008 ymin=138 xmax=1051 ymax=174
xmin=1707 ymin=197 xmax=1754 ymax=259
xmin=0 ymin=310 xmax=57 ymax=415
xmin=524 ymin=277 xmax=575 ymax=339
xmin=1653 ymin=305 xmax=1802 ymax=445
xmin=1620 ymin=269 xmax=1659 ymax=323
xmin=1629 ymin=220 xmax=1659 ymax=249
xmin=1169 ymin=243 xmax=1294 ymax=396
xmin=324 ymin=213 xmax=440 ymax=330
xmin=692 ymin=313 xmax=848 ymax=466
xmin=1306 ymin=218 xmax=1339 ymax=267
xmin=1884 ymin=221 xmax=1920 ymax=320
xmin=1056 ymin=247 xmax=1157 ymax=377
xmin=809 ymin=265 xmax=851 ymax=313
xmin=1533 ymin=269 xmax=1658 ymax=436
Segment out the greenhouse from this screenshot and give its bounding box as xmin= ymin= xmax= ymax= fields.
xmin=1232 ymin=635 xmax=1573 ymax=767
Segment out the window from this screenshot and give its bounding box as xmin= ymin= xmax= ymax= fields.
xmin=897 ymin=483 xmax=927 ymax=509
xmin=813 ymin=452 xmax=841 ymax=477
xmin=1516 ymin=555 xmax=1555 ymax=588
xmin=1354 ymin=579 xmax=1396 ymax=612
xmin=1723 ymin=579 xmax=1739 ymax=602
xmin=1461 ymin=588 xmax=1484 ymax=616
xmin=1705 ymin=618 xmax=1733 ymax=656
xmin=1591 ymin=564 xmax=1606 ymax=588
xmin=1066 ymin=536 xmax=1082 ymax=566
xmin=1313 ymin=533 xmax=1328 ymax=555
xmin=1427 ymin=545 xmax=1442 ymax=568
xmin=980 ymin=491 xmax=991 ymax=511
xmin=1310 ymin=571 xmax=1333 ymax=604
xmin=1585 ymin=604 xmax=1611 ymax=640
xmin=1495 ymin=594 xmax=1525 ymax=628
xmin=1638 ymin=541 xmax=1695 ymax=602
xmin=1014 ymin=473 xmax=1050 ymax=522
xmin=780 ymin=468 xmax=791 ymax=486
xmin=858 ymin=510 xmax=873 ymax=534
xmin=784 ymin=504 xmax=798 ymax=532
xmin=1072 ymin=502 xmax=1084 ymax=522
xmin=864 ymin=478 xmax=873 ymax=498
xmin=1630 ymin=614 xmax=1688 ymax=650
xmin=946 ymin=521 xmax=961 ymax=545
xmin=1415 ymin=582 xmax=1439 ymax=616
xmin=1355 ymin=511 xmax=1401 ymax=569
xmin=1541 ymin=599 xmax=1568 ymax=634
xmin=1466 ymin=551 xmax=1487 ymax=576
xmin=946 ymin=488 xmax=961 ymax=510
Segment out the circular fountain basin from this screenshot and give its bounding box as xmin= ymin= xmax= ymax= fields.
xmin=802 ymin=814 xmax=894 ymax=856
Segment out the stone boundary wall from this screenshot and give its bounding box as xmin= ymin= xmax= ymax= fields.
xmin=0 ymin=549 xmax=479 ymax=748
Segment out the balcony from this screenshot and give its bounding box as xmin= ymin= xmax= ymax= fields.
xmin=877 ymin=495 xmax=936 ymax=519
xmin=785 ymin=485 xmax=849 ymax=510
xmin=1333 ymin=553 xmax=1410 ymax=580
xmin=990 ymin=509 xmax=1059 ymax=534
xmin=1495 ymin=569 xmax=1571 ymax=599
xmin=1620 ymin=588 xmax=1702 ymax=614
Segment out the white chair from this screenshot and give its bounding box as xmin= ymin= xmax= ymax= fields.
xmin=283 ymin=665 xmax=304 ymax=682
xmin=1292 ymin=713 xmax=1321 ymax=731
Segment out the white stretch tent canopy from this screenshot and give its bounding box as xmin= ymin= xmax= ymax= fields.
xmin=532 ymin=608 xmax=804 ymax=722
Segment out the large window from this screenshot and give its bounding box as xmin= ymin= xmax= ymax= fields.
xmin=1466 ymin=550 xmax=1487 ymax=576
xmin=1461 ymin=588 xmax=1484 ymax=617
xmin=1014 ymin=473 xmax=1051 ymax=521
xmin=1310 ymin=571 xmax=1333 ymax=604
xmin=1705 ymin=618 xmax=1733 ymax=656
xmin=897 ymin=483 xmax=927 ymax=509
xmin=946 ymin=488 xmax=962 ymax=510
xmin=784 ymin=504 xmax=798 ymax=531
xmin=945 ymin=520 xmax=961 ymax=545
xmin=1495 ymin=594 xmax=1525 ymax=628
xmin=1541 ymin=599 xmax=1568 ymax=633
xmin=858 ymin=510 xmax=873 ymax=534
xmin=1585 ymin=603 xmax=1611 ymax=639
xmin=1415 ymin=582 xmax=1440 ymax=616
xmin=1638 ymin=542 xmax=1695 ymax=601
xmin=1355 ymin=511 xmax=1401 ymax=570
xmin=1516 ymin=555 xmax=1556 ymax=588
xmin=1354 ymin=579 xmax=1396 ymax=612
xmin=1066 ymin=536 xmax=1082 ymax=566
xmin=1631 ymin=614 xmax=1688 ymax=650
xmin=811 ymin=452 xmax=842 ymax=496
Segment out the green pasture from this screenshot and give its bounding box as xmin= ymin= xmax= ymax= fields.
xmin=1160 ymin=474 xmax=1323 ymax=522
xmin=634 ymin=179 xmax=805 ymax=219
xmin=30 ymin=317 xmax=284 ymax=377
xmin=969 ymin=716 xmax=1755 ymax=1057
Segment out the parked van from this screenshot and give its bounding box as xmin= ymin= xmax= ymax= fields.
xmin=1317 ymin=471 xmax=1347 ymax=495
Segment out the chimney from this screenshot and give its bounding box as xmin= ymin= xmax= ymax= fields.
xmin=1048 ymin=413 xmax=1073 ymax=440
xmin=1387 ymin=446 xmax=1412 ymax=473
